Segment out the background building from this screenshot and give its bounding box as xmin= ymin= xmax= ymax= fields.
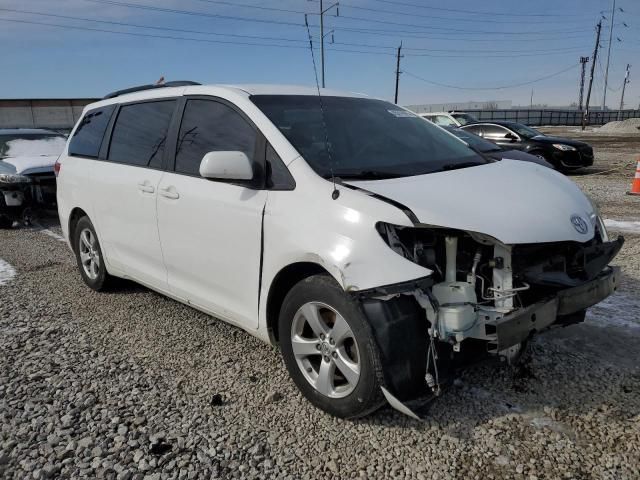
xmin=0 ymin=99 xmax=97 ymax=132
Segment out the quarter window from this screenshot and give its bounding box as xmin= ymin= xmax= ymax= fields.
xmin=175 ymin=99 xmax=256 ymax=176
xmin=68 ymin=105 xmax=116 ymax=158
xmin=482 ymin=125 xmax=511 ymax=139
xmin=108 ymin=101 xmax=175 ymax=168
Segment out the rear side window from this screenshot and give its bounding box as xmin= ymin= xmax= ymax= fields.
xmin=175 ymin=99 xmax=256 ymax=176
xmin=463 ymin=125 xmax=484 ymax=136
xmin=108 ymin=101 xmax=175 ymax=168
xmin=69 ymin=105 xmax=115 ymax=158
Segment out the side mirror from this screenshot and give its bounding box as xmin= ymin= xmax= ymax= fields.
xmin=199 ymin=151 xmax=254 ymax=181
xmin=504 ymin=133 xmax=518 ymax=142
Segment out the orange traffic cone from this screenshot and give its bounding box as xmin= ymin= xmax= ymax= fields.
xmin=629 ymin=157 xmax=640 ymax=196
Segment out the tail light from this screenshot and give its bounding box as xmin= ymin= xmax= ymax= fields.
xmin=54 ymin=159 xmax=61 ymax=177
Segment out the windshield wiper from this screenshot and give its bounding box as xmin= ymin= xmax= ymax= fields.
xmin=440 ymin=161 xmax=486 ymax=172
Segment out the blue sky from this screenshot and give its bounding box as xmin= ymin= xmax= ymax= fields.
xmin=1 ymin=0 xmax=638 ymax=108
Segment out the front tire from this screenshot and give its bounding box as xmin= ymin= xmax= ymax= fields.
xmin=73 ymin=216 xmax=113 ymax=291
xmin=279 ymin=274 xmax=385 ymax=418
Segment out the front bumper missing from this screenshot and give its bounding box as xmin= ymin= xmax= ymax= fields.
xmin=489 ymin=266 xmax=620 ymax=352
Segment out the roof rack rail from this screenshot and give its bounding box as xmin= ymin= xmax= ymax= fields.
xmin=103 ymin=81 xmax=201 ymax=100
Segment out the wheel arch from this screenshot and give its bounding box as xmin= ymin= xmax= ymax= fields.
xmin=265 ymin=261 xmax=333 ymax=344
xmin=68 ymin=207 xmax=89 ymax=252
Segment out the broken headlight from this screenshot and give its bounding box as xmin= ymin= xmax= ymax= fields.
xmin=587 ymin=195 xmax=609 ymax=242
xmin=0 ymin=173 xmax=31 ymax=184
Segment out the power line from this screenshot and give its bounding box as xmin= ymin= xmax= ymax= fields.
xmin=368 ymin=0 xmax=596 ymax=18
xmin=0 ymin=8 xmax=307 ymax=43
xmin=0 ymin=17 xmax=310 ymax=49
xmin=0 ymin=9 xmax=594 ymax=59
xmin=81 ymin=0 xmax=592 ymax=38
xmin=82 ymin=0 xmax=304 ymax=28
xmin=333 ymin=13 xmax=589 ymax=35
xmin=403 ymin=63 xmax=579 ymax=90
xmin=337 ymin=1 xmax=598 ymax=25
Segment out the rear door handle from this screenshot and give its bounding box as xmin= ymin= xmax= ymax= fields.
xmin=159 ymin=186 xmax=180 ymax=200
xmin=137 ymin=181 xmax=155 ymax=193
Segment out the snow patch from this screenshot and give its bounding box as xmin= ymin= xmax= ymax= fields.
xmin=0 ymin=258 xmax=16 ymax=286
xmin=3 ymin=137 xmax=66 ymax=158
xmin=604 ymin=219 xmax=640 ymax=234
xmin=32 ymin=222 xmax=66 ymax=243
xmin=586 ymin=290 xmax=640 ymax=330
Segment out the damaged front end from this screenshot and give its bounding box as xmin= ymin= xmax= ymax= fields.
xmin=0 ymin=172 xmax=34 ymax=227
xmin=353 ymin=222 xmax=623 ymax=419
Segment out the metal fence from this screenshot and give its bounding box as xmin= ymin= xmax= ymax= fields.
xmin=463 ymin=109 xmax=640 ymax=127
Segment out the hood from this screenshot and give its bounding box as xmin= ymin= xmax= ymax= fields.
xmin=532 ymin=135 xmax=589 ymax=148
xmin=2 ymin=155 xmax=58 ymax=175
xmin=346 ymin=160 xmax=596 ymax=245
xmin=492 ymin=150 xmax=554 ymax=169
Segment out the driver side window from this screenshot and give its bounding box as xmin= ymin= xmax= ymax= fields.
xmin=175 ymin=99 xmax=257 ymax=176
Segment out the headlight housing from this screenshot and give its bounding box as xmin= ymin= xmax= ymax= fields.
xmin=552 ymin=143 xmax=577 ymax=152
xmin=0 ymin=173 xmax=31 ymax=184
xmin=587 ymin=195 xmax=609 ymax=242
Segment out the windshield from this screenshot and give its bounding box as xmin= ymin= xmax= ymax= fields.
xmin=450 ymin=113 xmax=477 ymax=125
xmin=0 ymin=134 xmax=66 ymax=158
xmin=443 ymin=127 xmax=502 ymax=153
xmin=507 ymin=123 xmax=543 ymax=139
xmin=251 ymin=95 xmax=487 ymax=178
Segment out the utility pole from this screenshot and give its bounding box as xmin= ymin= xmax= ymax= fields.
xmin=394 ymin=41 xmax=403 ymax=104
xmin=578 ymin=56 xmax=589 ymax=110
xmin=602 ymin=0 xmax=616 ymax=111
xmin=530 ymin=89 xmax=534 ymax=109
xmin=618 ymin=63 xmax=631 ymax=120
xmin=583 ymin=21 xmax=602 ymax=130
xmin=319 ymin=0 xmax=339 ymax=88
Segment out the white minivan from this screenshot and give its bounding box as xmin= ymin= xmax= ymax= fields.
xmin=57 ymin=82 xmax=622 ymax=419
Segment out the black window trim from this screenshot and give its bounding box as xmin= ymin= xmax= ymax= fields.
xmin=98 ymin=97 xmax=180 ymax=172
xmin=68 ymin=104 xmax=117 ymax=160
xmin=168 ymin=95 xmax=268 ymax=190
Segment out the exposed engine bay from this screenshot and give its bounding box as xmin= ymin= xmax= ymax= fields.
xmin=355 ymin=222 xmax=624 ymax=418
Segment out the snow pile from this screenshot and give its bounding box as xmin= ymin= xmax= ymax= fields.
xmin=597 ymin=118 xmax=640 ymax=134
xmin=0 ymin=258 xmax=16 ymax=286
xmin=3 ymin=137 xmax=66 ymax=157
xmin=604 ymin=219 xmax=640 ymax=234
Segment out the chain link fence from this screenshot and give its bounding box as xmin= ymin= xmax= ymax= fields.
xmin=464 ymin=109 xmax=640 ymax=127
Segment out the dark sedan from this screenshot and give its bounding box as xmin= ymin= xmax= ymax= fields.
xmin=442 ymin=126 xmax=553 ymax=168
xmin=460 ymin=121 xmax=593 ymax=170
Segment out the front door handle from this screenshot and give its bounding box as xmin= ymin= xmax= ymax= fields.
xmin=159 ymin=186 xmax=180 ymax=200
xmin=137 ymin=181 xmax=155 ymax=193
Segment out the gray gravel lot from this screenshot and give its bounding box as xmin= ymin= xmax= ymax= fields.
xmin=1 ymin=130 xmax=640 ymax=479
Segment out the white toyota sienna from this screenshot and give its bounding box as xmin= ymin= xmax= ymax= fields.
xmin=56 ymin=81 xmax=623 ymax=419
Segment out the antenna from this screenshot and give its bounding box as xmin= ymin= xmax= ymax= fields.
xmin=304 ymin=14 xmax=339 ymax=200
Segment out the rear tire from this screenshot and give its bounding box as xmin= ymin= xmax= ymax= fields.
xmin=73 ymin=216 xmax=114 ymax=291
xmin=279 ymin=274 xmax=385 ymax=418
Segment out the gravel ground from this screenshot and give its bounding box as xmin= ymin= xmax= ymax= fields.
xmin=1 ymin=131 xmax=640 ymax=479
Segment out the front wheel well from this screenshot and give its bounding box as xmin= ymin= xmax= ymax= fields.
xmin=266 ymin=262 xmax=331 ymax=344
xmin=68 ymin=207 xmax=88 ymax=252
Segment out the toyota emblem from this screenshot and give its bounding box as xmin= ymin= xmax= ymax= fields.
xmin=570 ymin=214 xmax=589 ymax=234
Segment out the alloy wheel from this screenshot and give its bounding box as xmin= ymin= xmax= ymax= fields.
xmin=290 ymin=301 xmax=361 ymax=398
xmin=78 ymin=228 xmax=100 ymax=280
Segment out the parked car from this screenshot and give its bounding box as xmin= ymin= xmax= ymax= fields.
xmin=448 ymin=111 xmax=478 ymax=126
xmin=57 ymin=83 xmax=622 ymax=419
xmin=460 ymin=121 xmax=594 ymax=170
xmin=442 ymin=126 xmax=553 ymax=168
xmin=418 ymin=111 xmax=478 ymax=127
xmin=0 ymin=128 xmax=66 ymax=227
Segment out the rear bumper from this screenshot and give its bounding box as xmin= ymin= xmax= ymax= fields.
xmin=492 ymin=266 xmax=620 ymax=351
